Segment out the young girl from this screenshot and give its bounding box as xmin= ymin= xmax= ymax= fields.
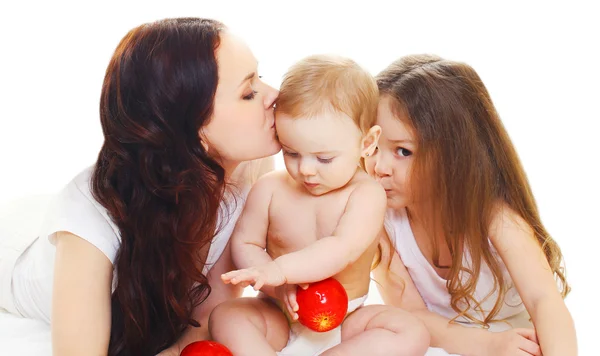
xmin=367 ymin=54 xmax=577 ymax=355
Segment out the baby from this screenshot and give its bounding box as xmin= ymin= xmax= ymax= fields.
xmin=210 ymin=55 xmax=430 ymax=356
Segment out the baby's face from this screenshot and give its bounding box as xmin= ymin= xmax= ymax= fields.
xmin=276 ymin=111 xmax=363 ymax=196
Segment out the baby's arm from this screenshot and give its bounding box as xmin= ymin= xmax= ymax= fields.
xmin=229 ymin=174 xmax=275 ymax=275
xmin=490 ymin=204 xmax=577 ymax=356
xmin=226 ymin=173 xmax=299 ymax=300
xmin=274 ymin=181 xmax=386 ymax=284
xmin=222 ymin=180 xmax=386 ymax=289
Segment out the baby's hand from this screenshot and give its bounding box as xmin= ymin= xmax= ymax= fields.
xmin=486 ymin=328 xmax=541 ymax=356
xmin=275 ymin=284 xmax=309 ymax=320
xmin=221 ymin=261 xmax=287 ymax=290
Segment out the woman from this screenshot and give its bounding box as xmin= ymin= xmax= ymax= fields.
xmin=0 ymin=17 xmax=280 ymax=356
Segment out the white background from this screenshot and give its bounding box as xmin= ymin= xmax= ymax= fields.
xmin=0 ymin=1 xmax=597 ymax=353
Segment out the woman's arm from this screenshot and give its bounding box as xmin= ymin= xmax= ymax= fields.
xmin=159 ymin=240 xmax=244 ymax=355
xmin=52 ymin=231 xmax=113 ymax=356
xmin=489 ymin=204 xmax=577 ymax=356
xmin=373 ymin=231 xmax=540 ymax=356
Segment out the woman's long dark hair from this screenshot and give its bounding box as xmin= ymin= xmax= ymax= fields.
xmin=91 ymin=18 xmax=226 ymax=355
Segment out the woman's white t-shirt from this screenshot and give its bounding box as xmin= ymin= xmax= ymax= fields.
xmin=9 ymin=166 xmax=247 ymax=323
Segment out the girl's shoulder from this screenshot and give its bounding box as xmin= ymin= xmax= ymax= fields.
xmin=489 ymin=201 xmax=533 ymax=243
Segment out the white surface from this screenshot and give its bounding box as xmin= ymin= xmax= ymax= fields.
xmin=0 ymin=310 xmax=52 ymax=356
xmin=0 ymin=308 xmax=457 ymax=356
xmin=0 ymin=1 xmax=596 ymax=354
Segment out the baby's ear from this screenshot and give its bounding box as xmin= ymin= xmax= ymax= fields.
xmin=361 ymin=125 xmax=381 ymax=158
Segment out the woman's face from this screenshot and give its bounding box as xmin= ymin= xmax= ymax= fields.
xmin=202 ymin=32 xmax=281 ymax=172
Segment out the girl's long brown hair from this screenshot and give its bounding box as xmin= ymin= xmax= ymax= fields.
xmin=91 ymin=18 xmax=226 ymax=355
xmin=376 ymin=54 xmax=569 ymax=325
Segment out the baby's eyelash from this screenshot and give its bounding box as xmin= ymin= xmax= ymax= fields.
xmin=318 ymin=157 xmax=334 ymax=164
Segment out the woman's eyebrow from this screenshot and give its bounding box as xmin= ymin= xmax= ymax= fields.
xmin=238 ymin=72 xmax=255 ymax=87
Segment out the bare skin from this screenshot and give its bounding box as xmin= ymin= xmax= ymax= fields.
xmin=266 ymin=170 xmax=377 ymax=301
xmin=367 ymin=96 xmax=576 ymax=356
xmin=211 ymin=112 xmax=430 ymax=356
xmin=51 ymin=29 xmax=281 ymax=356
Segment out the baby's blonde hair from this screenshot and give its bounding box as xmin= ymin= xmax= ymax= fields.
xmin=276 ymin=55 xmax=379 ymax=133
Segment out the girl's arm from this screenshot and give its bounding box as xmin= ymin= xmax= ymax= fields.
xmin=489 ymin=204 xmax=577 ymax=356
xmin=373 ymin=231 xmax=490 ymax=355
xmin=52 ymin=231 xmax=113 ymax=356
xmin=373 ymin=231 xmax=541 ymax=356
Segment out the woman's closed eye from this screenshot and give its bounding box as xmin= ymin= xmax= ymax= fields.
xmin=242 ymin=75 xmax=264 ymax=100
xmin=283 ymin=150 xmax=298 ymax=157
xmin=243 ymin=90 xmax=258 ymax=100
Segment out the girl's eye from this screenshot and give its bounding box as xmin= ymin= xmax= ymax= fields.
xmin=283 ymin=151 xmax=298 ymax=157
xmin=396 ymin=147 xmax=413 ymax=157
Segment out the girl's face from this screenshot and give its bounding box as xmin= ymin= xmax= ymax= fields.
xmin=365 ymin=96 xmax=417 ymax=210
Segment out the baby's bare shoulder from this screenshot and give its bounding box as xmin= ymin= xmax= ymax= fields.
xmin=347 ymin=171 xmax=385 ymax=196
xmin=256 ymin=169 xmax=304 ymax=200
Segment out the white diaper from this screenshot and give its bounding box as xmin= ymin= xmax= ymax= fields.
xmin=276 ymin=294 xmax=368 ymax=356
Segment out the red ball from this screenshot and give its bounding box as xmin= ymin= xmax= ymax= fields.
xmin=180 ymin=341 xmax=233 ymax=356
xmin=296 ymin=278 xmax=349 ymax=332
